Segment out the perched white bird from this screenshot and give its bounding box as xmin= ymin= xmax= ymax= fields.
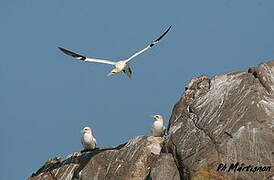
xmin=151 ymin=114 xmax=166 ymax=137
xmin=58 ymin=26 xmax=172 ymax=78
xmin=81 ymin=126 xmax=97 ymax=151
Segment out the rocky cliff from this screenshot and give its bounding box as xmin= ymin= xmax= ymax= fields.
xmin=29 ymin=61 xmax=274 ymax=180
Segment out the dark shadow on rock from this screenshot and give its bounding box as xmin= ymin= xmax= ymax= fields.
xmin=162 ymin=135 xmax=190 ymax=180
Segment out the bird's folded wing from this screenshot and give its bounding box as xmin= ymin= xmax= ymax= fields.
xmin=93 ymin=137 xmax=97 ymax=145
xmin=125 ymin=25 xmax=172 ymax=63
xmin=162 ymin=126 xmax=167 ymax=137
xmin=58 ymin=47 xmax=116 ymax=65
xmin=150 ymin=124 xmax=154 ymax=135
xmin=81 ymin=137 xmax=84 ymax=146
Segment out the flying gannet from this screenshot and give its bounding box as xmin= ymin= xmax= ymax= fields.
xmin=81 ymin=126 xmax=97 ymax=151
xmin=58 ymin=26 xmax=172 ymax=78
xmin=151 ymin=114 xmax=166 ymax=137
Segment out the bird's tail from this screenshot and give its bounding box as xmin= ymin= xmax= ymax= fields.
xmin=123 ymin=66 xmax=132 ymax=79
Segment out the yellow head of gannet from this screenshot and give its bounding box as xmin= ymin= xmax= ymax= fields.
xmin=81 ymin=126 xmax=92 ymax=134
xmin=152 ymin=114 xmax=164 ymax=123
xmin=107 ymin=68 xmax=122 ymax=76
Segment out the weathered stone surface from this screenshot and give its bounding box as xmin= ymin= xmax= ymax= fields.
xmin=166 ymin=60 xmax=274 ymax=180
xmin=29 ymin=60 xmax=274 ymax=180
xmin=248 ymin=61 xmax=274 ymax=95
xmin=29 ymin=136 xmax=165 ymax=180
xmin=148 ymin=153 xmax=180 ymax=180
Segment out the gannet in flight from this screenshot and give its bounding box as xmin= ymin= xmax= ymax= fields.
xmin=151 ymin=114 xmax=166 ymax=137
xmin=58 ymin=26 xmax=172 ymax=78
xmin=81 ymin=126 xmax=97 ymax=151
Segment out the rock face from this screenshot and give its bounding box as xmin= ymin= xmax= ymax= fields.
xmin=29 ymin=136 xmax=165 ymax=180
xmin=29 ymin=61 xmax=274 ymax=180
xmin=166 ymin=60 xmax=274 ymax=180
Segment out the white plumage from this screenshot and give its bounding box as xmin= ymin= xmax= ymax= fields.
xmin=151 ymin=114 xmax=165 ymax=137
xmin=81 ymin=126 xmax=97 ymax=150
xmin=58 ymin=26 xmax=172 ymax=78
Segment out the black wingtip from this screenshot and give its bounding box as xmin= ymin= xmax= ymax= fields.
xmin=149 ymin=26 xmax=172 ymax=47
xmin=57 ymin=47 xmax=86 ymax=60
xmin=155 ymin=25 xmax=172 ymax=42
xmin=58 ymin=47 xmax=66 ymax=52
xmin=166 ymin=25 xmax=172 ymax=31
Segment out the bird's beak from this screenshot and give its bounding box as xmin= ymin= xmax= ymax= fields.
xmin=81 ymin=130 xmax=84 ymax=133
xmin=151 ymin=115 xmax=155 ymax=119
xmin=107 ymin=72 xmax=113 ymax=76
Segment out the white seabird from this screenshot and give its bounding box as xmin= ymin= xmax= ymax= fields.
xmin=58 ymin=26 xmax=172 ymax=78
xmin=81 ymin=126 xmax=97 ymax=151
xmin=151 ymin=114 xmax=166 ymax=137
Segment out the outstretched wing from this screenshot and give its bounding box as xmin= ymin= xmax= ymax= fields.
xmin=125 ymin=26 xmax=172 ymax=63
xmin=58 ymin=47 xmax=116 ymax=65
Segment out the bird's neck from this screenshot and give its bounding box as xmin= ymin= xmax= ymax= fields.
xmin=84 ymin=133 xmax=92 ymax=137
xmin=156 ymin=120 xmax=163 ymax=124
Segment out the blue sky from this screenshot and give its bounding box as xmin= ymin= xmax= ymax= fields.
xmin=1 ymin=0 xmax=274 ymax=179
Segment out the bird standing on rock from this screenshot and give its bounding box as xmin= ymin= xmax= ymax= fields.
xmin=81 ymin=126 xmax=97 ymax=151
xmin=58 ymin=26 xmax=172 ymax=78
xmin=151 ymin=114 xmax=166 ymax=137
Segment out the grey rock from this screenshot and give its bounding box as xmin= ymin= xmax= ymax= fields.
xmin=29 ymin=136 xmax=165 ymax=180
xmin=166 ymin=60 xmax=274 ymax=180
xmin=248 ymin=61 xmax=274 ymax=95
xmin=29 ymin=60 xmax=274 ymax=180
xmin=148 ymin=153 xmax=180 ymax=180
